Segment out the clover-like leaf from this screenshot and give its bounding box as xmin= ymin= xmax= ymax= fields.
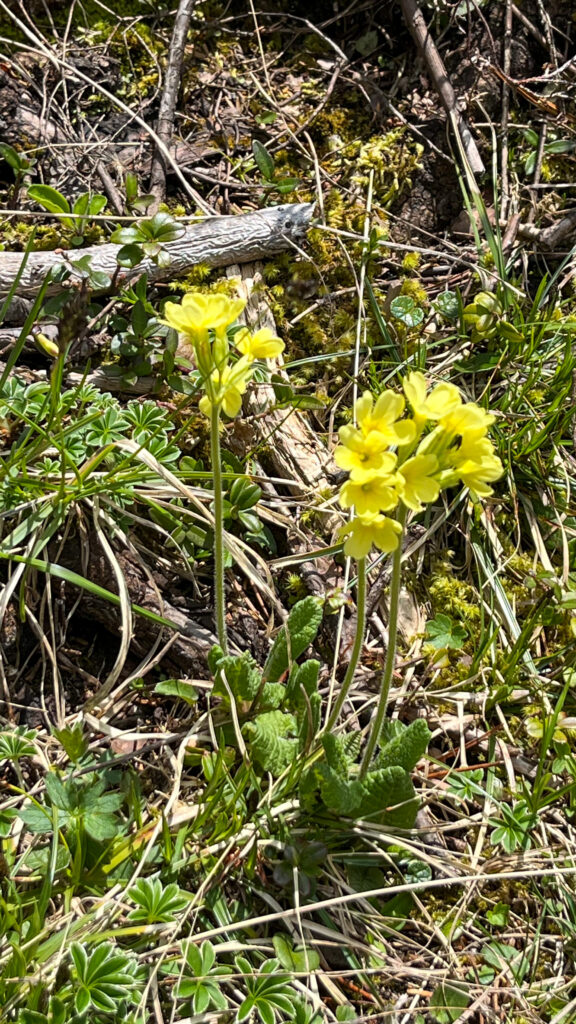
xmin=425 ymin=613 xmax=468 ymax=650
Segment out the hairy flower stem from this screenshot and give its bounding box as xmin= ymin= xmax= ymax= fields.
xmin=210 ymin=402 xmax=228 ymax=654
xmin=359 ymin=505 xmax=407 ymax=777
xmin=324 ymin=558 xmax=366 ymax=732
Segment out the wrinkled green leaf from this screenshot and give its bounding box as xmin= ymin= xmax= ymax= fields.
xmin=263 ymin=596 xmax=323 ymax=682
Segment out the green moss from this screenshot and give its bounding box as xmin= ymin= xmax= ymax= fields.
xmin=400 ymin=278 xmax=428 ymax=306
xmin=401 ymin=251 xmax=421 ymax=273
xmin=428 ymin=562 xmax=482 ymax=626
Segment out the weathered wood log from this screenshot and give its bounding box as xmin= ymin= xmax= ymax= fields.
xmin=0 ymin=203 xmax=315 ymax=306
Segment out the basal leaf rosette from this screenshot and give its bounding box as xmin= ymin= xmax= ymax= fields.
xmin=161 ymin=292 xmax=285 ymax=418
xmin=336 ymin=374 xmax=504 ymax=559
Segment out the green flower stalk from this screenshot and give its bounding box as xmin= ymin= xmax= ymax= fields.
xmin=325 ymin=557 xmax=367 ymax=732
xmin=160 ymin=291 xmax=284 ymax=652
xmin=210 ymin=400 xmax=228 ymax=653
xmin=359 ymin=503 xmax=406 ymax=777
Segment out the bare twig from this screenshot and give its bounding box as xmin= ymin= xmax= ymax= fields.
xmin=500 ymin=0 xmax=513 ymax=219
xmin=148 ymin=0 xmax=197 ymax=211
xmin=398 ymin=0 xmax=485 ymax=176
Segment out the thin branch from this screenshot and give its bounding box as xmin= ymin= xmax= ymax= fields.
xmin=149 ymin=0 xmax=197 ymax=211
xmin=399 ymin=0 xmax=485 ymax=176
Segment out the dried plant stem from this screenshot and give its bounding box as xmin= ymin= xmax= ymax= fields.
xmin=360 ymin=505 xmax=407 ymax=777
xmin=324 ymin=558 xmax=367 ymax=732
xmin=210 ymin=403 xmax=228 ymax=654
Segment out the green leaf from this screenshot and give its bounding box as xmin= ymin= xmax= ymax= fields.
xmin=252 ymin=139 xmax=275 ymax=180
xmin=522 ymin=128 xmax=539 ymax=146
xmin=317 ymin=764 xmax=364 ymax=816
xmin=44 ymin=773 xmax=73 ymax=811
xmin=112 ymin=226 xmax=142 ymax=244
xmin=53 ymin=722 xmax=88 ymax=763
xmin=355 ymin=29 xmax=379 ymax=55
xmin=238 ymin=997 xmax=256 ymax=1022
xmin=0 ymin=142 xmax=30 ymax=171
xmin=263 ymin=596 xmax=323 ymax=682
xmin=237 ymin=510 xmax=261 ymax=533
xmin=524 ymin=151 xmax=536 ymax=176
xmin=212 ymin=651 xmax=263 ymax=704
xmin=144 ymin=212 xmax=185 ymax=242
xmin=83 ymin=811 xmax=120 ymax=841
xmin=73 ymin=193 xmax=91 ymax=217
xmin=336 ymin=1007 xmax=358 ymax=1022
xmin=358 ymin=765 xmax=418 ymax=827
xmin=546 ymin=139 xmax=576 ymax=155
xmin=19 ymin=803 xmax=54 ymax=833
xmin=154 ymin=679 xmax=199 ymax=704
xmin=322 ymin=732 xmax=353 ymax=778
xmin=88 ymin=194 xmax=108 ymax=216
xmin=275 ymin=178 xmax=300 ymax=194
xmin=22 ymin=844 xmax=70 ymax=874
xmin=434 ymin=290 xmax=460 ymax=320
xmin=429 ymin=981 xmax=470 ymax=1022
xmin=194 ymin=986 xmax=211 ymax=1014
xmin=125 ymin=171 xmax=139 ymax=201
xmin=273 ymin=935 xmax=320 ymax=972
xmin=425 ymin=613 xmax=468 ymax=650
xmin=389 ymin=295 xmax=425 ymax=327
xmin=74 ymin=989 xmax=90 ymax=1016
xmin=230 ymin=476 xmax=262 ymax=509
xmin=28 ymin=184 xmax=70 ymax=215
xmin=486 ymin=902 xmax=509 ymax=928
xmin=245 ymin=711 xmax=298 ymax=775
xmin=376 ymin=719 xmax=431 ymax=772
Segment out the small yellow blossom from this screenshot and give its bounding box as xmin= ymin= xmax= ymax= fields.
xmin=161 ymin=292 xmax=246 ymax=341
xmin=235 ymin=327 xmax=284 ymax=360
xmin=200 ymin=356 xmax=253 ymax=419
xmin=339 ymin=469 xmax=399 ymax=516
xmin=355 ymin=390 xmax=416 ymax=446
xmin=396 ymin=454 xmax=440 ymax=511
xmin=335 ymin=428 xmax=395 ymax=476
xmin=450 ymin=450 xmax=503 ymax=498
xmin=339 ymin=513 xmax=403 ymax=559
xmin=440 ymin=402 xmax=495 ymax=441
xmin=403 ymin=371 xmax=461 ymax=423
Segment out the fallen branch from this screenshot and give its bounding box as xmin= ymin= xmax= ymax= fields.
xmin=0 ymin=202 xmax=315 ymax=308
xmin=149 ymin=0 xmax=198 ymax=210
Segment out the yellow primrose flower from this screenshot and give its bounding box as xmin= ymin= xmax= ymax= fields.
xmin=339 ymin=513 xmax=403 ymax=559
xmin=335 ymin=428 xmax=395 ymax=476
xmin=440 ymin=402 xmax=495 ymax=441
xmin=403 ymin=371 xmax=462 ymax=423
xmin=339 ymin=469 xmax=399 ymax=516
xmin=235 ymin=327 xmax=284 ymax=360
xmin=451 ymin=450 xmax=504 ymax=498
xmin=201 ymin=356 xmax=253 ymax=419
xmin=456 ymin=434 xmax=497 ymax=463
xmin=396 ymin=454 xmax=440 ymax=511
xmin=161 ymin=292 xmax=246 ymax=341
xmin=355 ymin=390 xmax=416 ymax=446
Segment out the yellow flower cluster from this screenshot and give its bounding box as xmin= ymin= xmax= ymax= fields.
xmin=337 ymin=372 xmax=504 ymax=559
xmin=161 ymin=292 xmax=284 ymax=418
